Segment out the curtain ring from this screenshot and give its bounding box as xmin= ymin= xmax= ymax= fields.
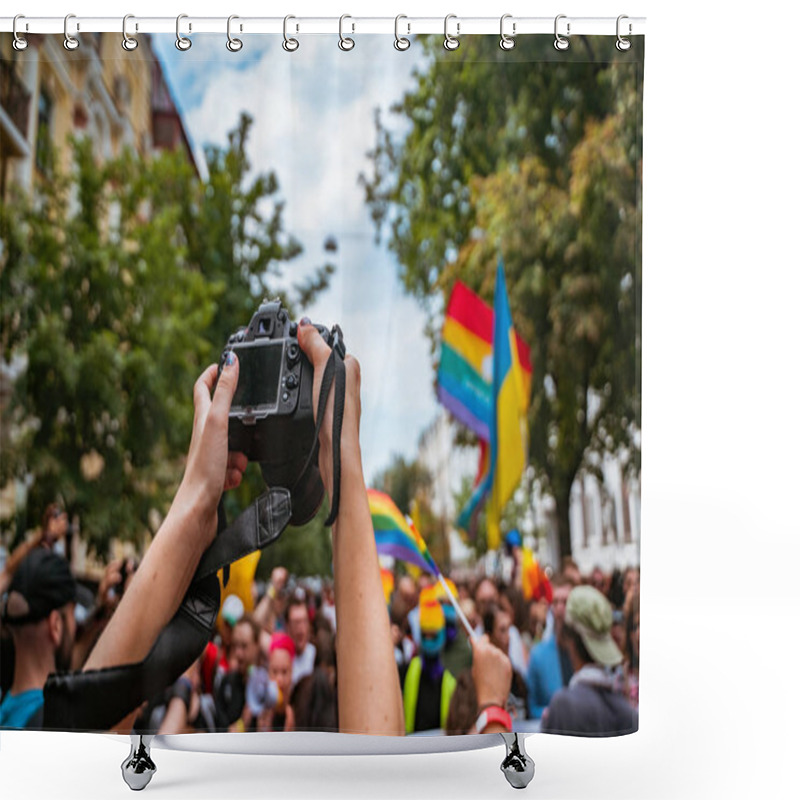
xmin=176 ymin=14 xmax=192 ymax=51
xmin=554 ymin=14 xmax=570 ymax=51
xmin=283 ymin=15 xmax=299 ymax=52
xmin=499 ymin=14 xmax=516 ymax=50
xmin=64 ymin=13 xmax=79 ymax=51
xmin=226 ymin=15 xmax=243 ymax=52
xmin=394 ymin=14 xmax=411 ymax=51
xmin=443 ymin=14 xmax=460 ymax=51
xmin=339 ymin=14 xmax=355 ymax=51
xmin=616 ymin=15 xmax=632 ymax=51
xmin=12 ymin=15 xmax=28 ymax=51
xmin=122 ymin=14 xmax=138 ymax=51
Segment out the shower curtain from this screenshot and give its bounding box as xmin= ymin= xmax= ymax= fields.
xmin=0 ymin=22 xmax=643 ymax=742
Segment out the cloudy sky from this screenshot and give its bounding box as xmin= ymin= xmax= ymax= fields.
xmin=151 ymin=34 xmax=440 ymax=484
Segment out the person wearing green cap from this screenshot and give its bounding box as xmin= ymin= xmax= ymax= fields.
xmin=540 ymin=585 xmax=638 ymax=736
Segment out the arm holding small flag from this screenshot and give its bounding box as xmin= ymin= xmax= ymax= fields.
xmin=298 ymin=323 xmax=404 ymax=736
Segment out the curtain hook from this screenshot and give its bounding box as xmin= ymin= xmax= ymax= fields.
xmin=283 ymin=15 xmax=299 ymax=52
xmin=554 ymin=14 xmax=570 ymax=51
xmin=443 ymin=14 xmax=460 ymax=51
xmin=339 ymin=14 xmax=355 ymax=51
xmin=500 ymin=14 xmax=516 ymax=50
xmin=616 ymin=15 xmax=632 ymax=51
xmin=394 ymin=14 xmax=411 ymax=51
xmin=64 ymin=13 xmax=79 ymax=51
xmin=176 ymin=14 xmax=192 ymax=51
xmin=227 ymin=15 xmax=243 ymax=52
xmin=122 ymin=14 xmax=139 ymax=51
xmin=12 ymin=14 xmax=28 ymax=51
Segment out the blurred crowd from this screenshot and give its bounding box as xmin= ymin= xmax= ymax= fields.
xmin=1 ymin=503 xmax=638 ymax=737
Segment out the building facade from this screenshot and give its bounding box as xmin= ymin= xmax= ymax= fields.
xmin=1 ymin=32 xmax=195 ymax=200
xmin=416 ymin=412 xmax=641 ymax=576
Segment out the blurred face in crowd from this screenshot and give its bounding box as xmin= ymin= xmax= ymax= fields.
xmin=498 ymin=593 xmax=514 ymax=620
xmin=231 ymin=621 xmax=259 ymax=675
xmin=552 ymin=584 xmax=572 ymax=638
xmin=287 ymin=603 xmax=311 ymax=654
xmin=461 ymin=598 xmax=479 ymax=630
xmin=397 ymin=576 xmax=418 ymax=613
xmin=44 ymin=508 xmax=69 ymax=547
xmin=591 ymin=567 xmax=605 ymax=593
xmin=563 ymin=562 xmax=582 ymax=586
xmin=269 ymin=648 xmax=293 ymax=698
xmin=624 ymin=568 xmax=639 ymax=598
xmin=489 ymin=608 xmax=512 ymax=656
xmin=529 ymin=598 xmax=548 ymax=637
xmin=475 ymin=579 xmax=499 ymax=618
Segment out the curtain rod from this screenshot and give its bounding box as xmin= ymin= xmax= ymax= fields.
xmin=1 ymin=16 xmax=646 ymax=37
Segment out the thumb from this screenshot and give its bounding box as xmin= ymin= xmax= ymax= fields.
xmin=297 ymin=321 xmax=331 ymax=369
xmin=212 ymin=351 xmax=240 ymax=415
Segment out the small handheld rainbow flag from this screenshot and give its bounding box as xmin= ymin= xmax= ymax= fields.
xmin=368 ymin=488 xmax=477 ymax=640
xmin=368 ymin=489 xmax=438 ymax=575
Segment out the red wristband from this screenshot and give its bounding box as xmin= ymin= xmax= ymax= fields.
xmin=475 ymin=705 xmax=512 ymax=734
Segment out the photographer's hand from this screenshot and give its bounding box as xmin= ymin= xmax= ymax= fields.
xmin=297 ymin=321 xmax=404 ymax=736
xmin=296 ymin=321 xmax=362 ymax=497
xmin=84 ymin=357 xmax=247 ymax=682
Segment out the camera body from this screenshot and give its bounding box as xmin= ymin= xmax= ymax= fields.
xmin=219 ymin=299 xmax=341 ymax=526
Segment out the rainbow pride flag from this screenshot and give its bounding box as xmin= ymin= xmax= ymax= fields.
xmin=437 ymin=281 xmax=532 ymax=443
xmin=368 ymin=489 xmax=438 ymax=576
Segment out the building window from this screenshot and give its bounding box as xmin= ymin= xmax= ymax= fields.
xmin=35 ymin=90 xmax=54 ymax=175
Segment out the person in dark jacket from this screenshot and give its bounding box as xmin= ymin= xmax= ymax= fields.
xmin=541 ymin=585 xmax=638 ymax=737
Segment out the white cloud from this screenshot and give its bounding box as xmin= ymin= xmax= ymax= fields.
xmin=159 ymin=34 xmax=440 ymax=480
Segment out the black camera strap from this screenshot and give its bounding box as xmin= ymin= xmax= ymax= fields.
xmin=42 ymin=489 xmax=292 ymax=732
xmin=294 ymin=326 xmax=347 ymax=527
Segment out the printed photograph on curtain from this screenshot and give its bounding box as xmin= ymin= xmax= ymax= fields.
xmin=0 ymin=30 xmax=643 ymax=739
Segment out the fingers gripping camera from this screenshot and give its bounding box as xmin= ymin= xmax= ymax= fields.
xmin=219 ymin=299 xmax=345 ymax=526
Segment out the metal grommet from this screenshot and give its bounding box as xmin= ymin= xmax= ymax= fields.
xmin=226 ymin=15 xmax=243 ymax=52
xmin=616 ymin=15 xmax=632 ymax=51
xmin=122 ymin=14 xmax=138 ymax=51
xmin=339 ymin=14 xmax=355 ymax=51
xmin=499 ymin=14 xmax=516 ymax=50
xmin=175 ymin=14 xmax=192 ymax=51
xmin=283 ymin=15 xmax=299 ymax=52
xmin=443 ymin=14 xmax=460 ymax=51
xmin=394 ymin=14 xmax=411 ymax=51
xmin=554 ymin=14 xmax=570 ymax=51
xmin=64 ymin=13 xmax=79 ymax=51
xmin=12 ymin=15 xmax=28 ymax=51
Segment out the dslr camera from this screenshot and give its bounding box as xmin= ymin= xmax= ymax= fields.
xmin=219 ymin=299 xmax=344 ymax=526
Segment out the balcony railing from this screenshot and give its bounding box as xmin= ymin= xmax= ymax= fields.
xmin=0 ymin=60 xmax=31 ymax=141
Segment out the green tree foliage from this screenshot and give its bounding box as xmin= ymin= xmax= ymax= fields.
xmin=372 ymin=453 xmax=449 ymax=569
xmin=256 ymin=499 xmax=334 ymax=579
xmin=0 ymin=114 xmax=327 ymax=554
xmin=363 ymin=36 xmax=642 ymax=560
xmin=372 ymin=453 xmax=432 ymax=516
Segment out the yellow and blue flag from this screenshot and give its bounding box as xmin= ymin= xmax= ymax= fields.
xmin=457 ymin=262 xmax=529 ymax=549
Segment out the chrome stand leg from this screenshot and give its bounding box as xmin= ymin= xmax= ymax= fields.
xmin=121 ymin=734 xmax=157 ymax=791
xmin=500 ymin=732 xmax=535 ymax=789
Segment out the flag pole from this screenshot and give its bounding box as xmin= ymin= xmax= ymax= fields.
xmin=436 ymin=574 xmax=478 ymax=641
